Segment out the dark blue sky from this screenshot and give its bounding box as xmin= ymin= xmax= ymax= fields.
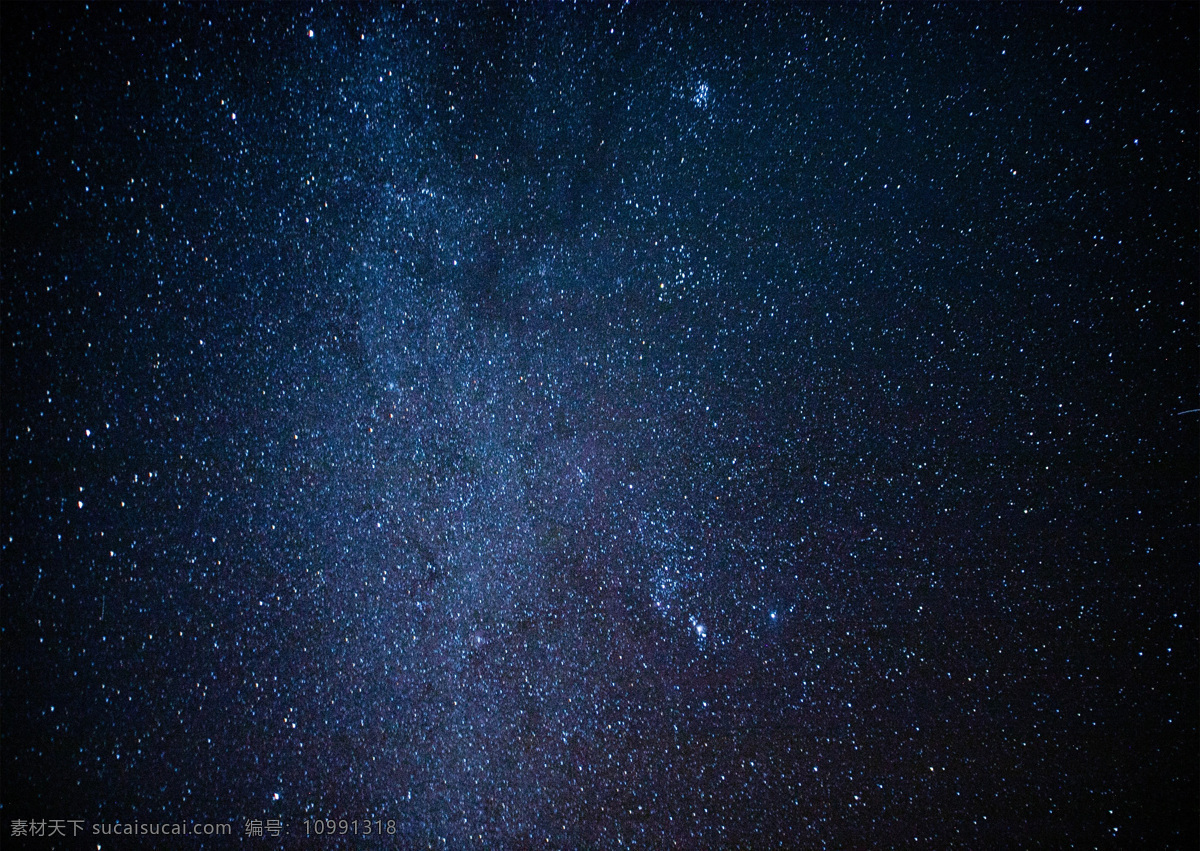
xmin=3 ymin=4 xmax=1196 ymax=847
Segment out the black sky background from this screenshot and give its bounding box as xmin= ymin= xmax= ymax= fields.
xmin=2 ymin=3 xmax=1197 ymax=848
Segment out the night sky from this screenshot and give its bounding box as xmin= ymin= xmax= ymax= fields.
xmin=3 ymin=3 xmax=1197 ymax=848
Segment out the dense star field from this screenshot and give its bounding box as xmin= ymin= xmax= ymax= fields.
xmin=3 ymin=4 xmax=1196 ymax=847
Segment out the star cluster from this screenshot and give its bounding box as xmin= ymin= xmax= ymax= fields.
xmin=3 ymin=4 xmax=1196 ymax=847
